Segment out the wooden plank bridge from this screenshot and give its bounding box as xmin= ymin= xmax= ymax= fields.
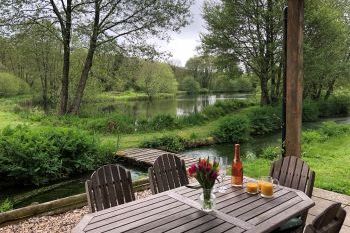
xmin=116 ymin=148 xmax=198 ymax=167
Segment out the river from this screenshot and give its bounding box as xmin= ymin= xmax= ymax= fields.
xmin=80 ymin=93 xmax=252 ymax=118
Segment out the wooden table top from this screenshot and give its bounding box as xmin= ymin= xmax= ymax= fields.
xmin=73 ymin=177 xmax=314 ymax=233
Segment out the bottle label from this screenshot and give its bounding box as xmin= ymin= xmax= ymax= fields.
xmin=232 ymin=168 xmax=243 ymax=185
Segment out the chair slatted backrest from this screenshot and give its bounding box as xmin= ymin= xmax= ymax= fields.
xmin=270 ymin=156 xmax=315 ymax=227
xmin=148 ymin=154 xmax=189 ymax=194
xmin=270 ymin=156 xmax=315 ymax=198
xmin=304 ymin=203 xmax=347 ymax=233
xmin=85 ymin=164 xmax=135 ymax=213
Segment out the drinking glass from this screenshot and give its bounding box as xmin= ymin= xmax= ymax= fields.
xmin=218 ymin=156 xmax=228 ymax=193
xmin=259 ymin=176 xmax=279 ymax=198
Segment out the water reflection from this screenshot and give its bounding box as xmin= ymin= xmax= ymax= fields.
xmin=81 ymin=93 xmax=252 ymax=118
xmin=183 ymin=133 xmax=282 ymax=162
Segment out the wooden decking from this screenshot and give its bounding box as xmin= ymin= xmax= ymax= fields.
xmin=116 ymin=148 xmax=198 ymax=167
xmin=308 ymin=188 xmax=350 ymax=233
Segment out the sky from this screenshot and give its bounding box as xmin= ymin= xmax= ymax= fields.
xmin=156 ymin=0 xmax=206 ymax=67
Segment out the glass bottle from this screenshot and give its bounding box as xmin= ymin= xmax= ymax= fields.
xmin=231 ymin=144 xmax=243 ymax=186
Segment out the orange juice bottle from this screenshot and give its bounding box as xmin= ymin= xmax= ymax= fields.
xmin=231 ymin=144 xmax=243 ymax=186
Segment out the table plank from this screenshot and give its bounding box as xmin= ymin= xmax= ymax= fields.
xmin=85 ymin=200 xmax=183 ymax=231
xmin=123 ymin=206 xmax=198 ymax=233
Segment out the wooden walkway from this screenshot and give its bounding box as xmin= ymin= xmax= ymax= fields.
xmin=116 ymin=148 xmax=198 ymax=167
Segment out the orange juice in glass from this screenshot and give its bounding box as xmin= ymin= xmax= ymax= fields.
xmin=246 ymin=181 xmax=259 ymax=194
xmin=259 ymin=176 xmax=279 ymax=198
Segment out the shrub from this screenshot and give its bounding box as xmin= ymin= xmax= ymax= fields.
xmin=148 ymin=114 xmax=178 ymax=131
xmin=302 ymin=130 xmax=326 ymax=143
xmin=202 ymin=100 xmax=249 ymax=119
xmin=0 ymin=125 xmax=114 ymax=185
xmin=319 ymin=121 xmax=350 ymax=137
xmin=248 ymin=106 xmax=282 ymax=135
xmin=140 ymin=135 xmax=185 ymax=152
xmin=260 ymin=146 xmax=280 ymax=160
xmin=230 ymin=77 xmax=254 ymax=92
xmin=303 ymin=101 xmax=319 ymax=122
xmin=0 ymin=72 xmax=30 ymax=96
xmin=85 ymin=115 xmax=134 ymax=134
xmin=213 ymin=115 xmax=250 ymax=143
xmin=0 ymin=198 xmax=13 ymax=213
xmin=180 ymin=76 xmax=200 ymax=94
xmin=318 ymin=96 xmax=349 ymax=117
xmin=178 ymin=113 xmax=208 ymax=126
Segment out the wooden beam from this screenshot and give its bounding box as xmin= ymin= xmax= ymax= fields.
xmin=285 ymin=0 xmax=304 ymax=157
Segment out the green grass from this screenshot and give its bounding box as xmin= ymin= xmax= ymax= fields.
xmin=241 ymin=134 xmax=350 ymax=196
xmin=100 ymin=116 xmax=221 ymax=149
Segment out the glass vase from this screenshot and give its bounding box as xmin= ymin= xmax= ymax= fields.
xmin=199 ymin=188 xmax=216 ymax=212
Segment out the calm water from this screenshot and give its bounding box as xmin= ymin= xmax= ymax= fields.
xmin=80 ymin=93 xmax=252 ymax=118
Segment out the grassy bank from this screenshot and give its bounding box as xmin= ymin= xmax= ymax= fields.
xmin=243 ymin=124 xmax=350 ymax=195
xmin=97 ymin=91 xmax=176 ymax=102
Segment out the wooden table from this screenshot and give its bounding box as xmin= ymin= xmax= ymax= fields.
xmin=73 ymin=177 xmax=314 ymax=233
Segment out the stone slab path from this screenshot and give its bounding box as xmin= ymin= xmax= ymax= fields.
xmin=308 ymin=188 xmax=350 ymax=233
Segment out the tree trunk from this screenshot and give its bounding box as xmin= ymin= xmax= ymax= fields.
xmin=69 ymin=43 xmax=97 ymax=114
xmin=324 ymin=79 xmax=336 ymax=100
xmin=69 ymin=0 xmax=100 ymax=114
xmin=59 ymin=44 xmax=70 ymax=114
xmin=260 ymin=75 xmax=270 ymax=105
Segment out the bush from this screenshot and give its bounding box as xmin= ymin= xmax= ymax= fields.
xmin=248 ymin=106 xmax=282 ymax=135
xmin=0 ymin=125 xmax=114 ymax=185
xmin=303 ymin=101 xmax=319 ymax=122
xmin=230 ymin=77 xmax=254 ymax=92
xmin=148 ymin=114 xmax=178 ymax=131
xmin=180 ymin=76 xmax=200 ymax=94
xmin=0 ymin=198 xmax=13 ymax=213
xmin=0 ymin=72 xmax=30 ymax=96
xmin=140 ymin=135 xmax=185 ymax=152
xmin=260 ymin=146 xmax=280 ymax=160
xmin=213 ymin=115 xmax=250 ymax=143
xmin=178 ymin=113 xmax=208 ymax=126
xmin=85 ymin=115 xmax=134 ymax=134
xmin=202 ymin=100 xmax=249 ymax=119
xmin=302 ymin=130 xmax=326 ymax=143
xmin=318 ymin=96 xmax=349 ymax=117
xmin=319 ymin=121 xmax=350 ymax=137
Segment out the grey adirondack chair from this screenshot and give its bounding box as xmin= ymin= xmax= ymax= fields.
xmin=304 ymin=202 xmax=346 ymax=233
xmin=85 ymin=164 xmax=135 ymax=212
xmin=270 ymin=156 xmax=316 ymax=233
xmin=148 ymin=153 xmax=189 ymax=194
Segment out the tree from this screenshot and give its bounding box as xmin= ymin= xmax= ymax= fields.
xmin=201 ymin=0 xmax=285 ymax=105
xmin=0 ymin=25 xmax=62 ymax=111
xmin=136 ymin=61 xmax=178 ymax=98
xmin=0 ymin=0 xmax=193 ymax=114
xmin=304 ymin=0 xmax=350 ymax=99
xmin=185 ymin=55 xmax=216 ymax=89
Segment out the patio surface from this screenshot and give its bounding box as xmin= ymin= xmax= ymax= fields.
xmin=308 ymin=188 xmax=350 ymax=233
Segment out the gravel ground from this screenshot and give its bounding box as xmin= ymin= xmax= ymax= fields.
xmin=0 ymin=189 xmax=152 ymax=233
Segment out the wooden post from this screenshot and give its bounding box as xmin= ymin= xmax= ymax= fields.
xmin=285 ymin=0 xmax=304 ymax=157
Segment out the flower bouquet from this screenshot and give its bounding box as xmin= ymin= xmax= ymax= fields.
xmin=188 ymin=157 xmax=219 ymax=211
